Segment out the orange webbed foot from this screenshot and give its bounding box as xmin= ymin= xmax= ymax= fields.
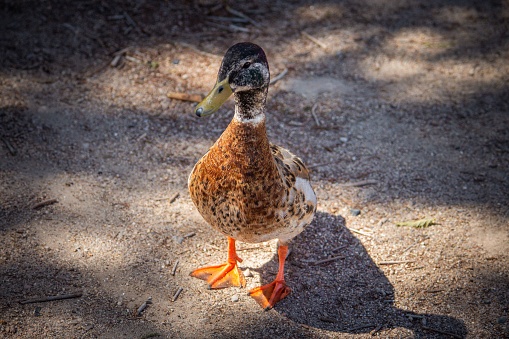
xmin=249 ymin=243 xmax=291 ymax=310
xmin=248 ymin=279 xmax=291 ymax=310
xmin=191 ymin=237 xmax=246 ymax=289
xmin=191 ymin=262 xmax=246 ymax=289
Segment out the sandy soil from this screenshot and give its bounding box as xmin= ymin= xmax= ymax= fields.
xmin=1 ymin=1 xmax=508 ymax=338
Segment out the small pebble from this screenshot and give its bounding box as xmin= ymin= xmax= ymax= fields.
xmin=340 ymin=137 xmax=348 ymax=143
xmin=231 ymin=294 xmax=239 ymax=302
xmin=243 ymin=269 xmax=253 ymax=277
xmin=498 ymin=316 xmax=507 ymax=324
xmin=350 ymin=209 xmax=361 ymax=216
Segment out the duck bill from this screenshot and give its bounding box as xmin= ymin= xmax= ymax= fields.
xmin=195 ymin=78 xmax=233 ymax=117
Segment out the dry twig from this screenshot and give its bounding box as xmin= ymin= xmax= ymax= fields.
xmin=348 ymin=227 xmax=373 ymax=237
xmin=426 ymin=289 xmax=444 ymax=293
xmin=378 ymin=260 xmax=415 ymax=265
xmin=171 ymin=259 xmax=179 ymax=276
xmin=177 ymin=249 xmax=190 ymax=256
xmin=206 ymin=21 xmax=250 ymax=33
xmin=396 ymin=218 xmax=437 ymax=228
xmin=123 ymin=11 xmax=144 ymax=35
xmin=331 ymin=245 xmax=348 ymax=252
xmin=1 ymin=137 xmax=17 ymax=156
xmin=228 ymin=24 xmax=250 ymax=33
xmin=347 ymin=324 xmax=377 ymax=332
xmin=269 ymin=68 xmax=288 ymax=85
xmin=318 ymin=316 xmax=337 ymax=323
xmin=237 ymin=246 xmax=262 ymax=251
xmin=302 ymin=31 xmax=327 ymax=49
xmin=310 ymin=255 xmax=345 ymax=265
xmin=136 ymin=297 xmax=152 ymax=316
xmin=110 ymin=54 xmax=123 ymax=67
xmin=19 ymin=292 xmax=82 ymax=304
xmin=311 ymin=103 xmax=321 ymax=126
xmin=114 ymin=47 xmax=131 ymax=56
xmin=124 ymin=55 xmax=142 ymax=63
xmin=172 ymin=287 xmax=183 ymax=302
xmin=288 ymin=121 xmax=304 ymax=127
xmin=155 ymin=192 xmax=180 ymax=203
xmin=32 ymin=199 xmax=58 ymax=210
xmin=169 ymin=192 xmax=180 ymax=204
xmin=167 ymin=92 xmax=203 ymax=103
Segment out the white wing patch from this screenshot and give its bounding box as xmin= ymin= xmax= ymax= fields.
xmin=295 ymin=177 xmax=317 ymax=206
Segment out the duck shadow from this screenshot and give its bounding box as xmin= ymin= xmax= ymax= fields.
xmin=255 ymin=211 xmax=467 ymax=338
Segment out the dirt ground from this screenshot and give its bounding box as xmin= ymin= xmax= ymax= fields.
xmin=1 ymin=0 xmax=508 ymax=338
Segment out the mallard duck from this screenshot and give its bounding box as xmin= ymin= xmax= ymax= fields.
xmin=188 ymin=42 xmax=317 ymax=310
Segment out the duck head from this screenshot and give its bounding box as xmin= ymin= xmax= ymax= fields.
xmin=195 ymin=42 xmax=270 ymax=119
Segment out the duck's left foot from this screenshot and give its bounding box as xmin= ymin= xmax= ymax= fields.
xmin=191 ymin=262 xmax=246 ymax=289
xmin=191 ymin=236 xmax=246 ymax=289
xmin=248 ymin=279 xmax=291 ymax=310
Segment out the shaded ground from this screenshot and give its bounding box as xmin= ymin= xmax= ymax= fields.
xmin=1 ymin=0 xmax=508 ymax=338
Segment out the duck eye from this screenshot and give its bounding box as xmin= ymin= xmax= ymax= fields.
xmin=242 ymin=62 xmax=251 ymax=69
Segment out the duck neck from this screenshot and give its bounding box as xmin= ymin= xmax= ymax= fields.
xmin=233 ymin=87 xmax=267 ymax=124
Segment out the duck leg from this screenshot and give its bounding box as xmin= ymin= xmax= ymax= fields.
xmin=249 ymin=242 xmax=291 ymax=310
xmin=191 ymin=236 xmax=246 ymax=289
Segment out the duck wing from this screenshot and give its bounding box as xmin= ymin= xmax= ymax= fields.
xmin=270 ymin=143 xmax=312 ymax=182
xmin=270 ymin=143 xmax=317 ymax=240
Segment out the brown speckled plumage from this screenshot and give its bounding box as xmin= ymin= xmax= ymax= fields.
xmin=188 ymin=42 xmax=316 ymax=309
xmin=189 ymin=118 xmax=316 ymax=243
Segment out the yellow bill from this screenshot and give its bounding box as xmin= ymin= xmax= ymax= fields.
xmin=195 ymin=78 xmax=233 ymax=117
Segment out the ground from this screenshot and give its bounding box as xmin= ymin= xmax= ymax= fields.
xmin=1 ymin=0 xmax=508 ymax=338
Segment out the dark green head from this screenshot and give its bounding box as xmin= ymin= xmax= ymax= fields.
xmin=195 ymin=42 xmax=270 ymax=117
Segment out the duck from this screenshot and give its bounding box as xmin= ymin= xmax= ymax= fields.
xmin=188 ymin=42 xmax=317 ymax=310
